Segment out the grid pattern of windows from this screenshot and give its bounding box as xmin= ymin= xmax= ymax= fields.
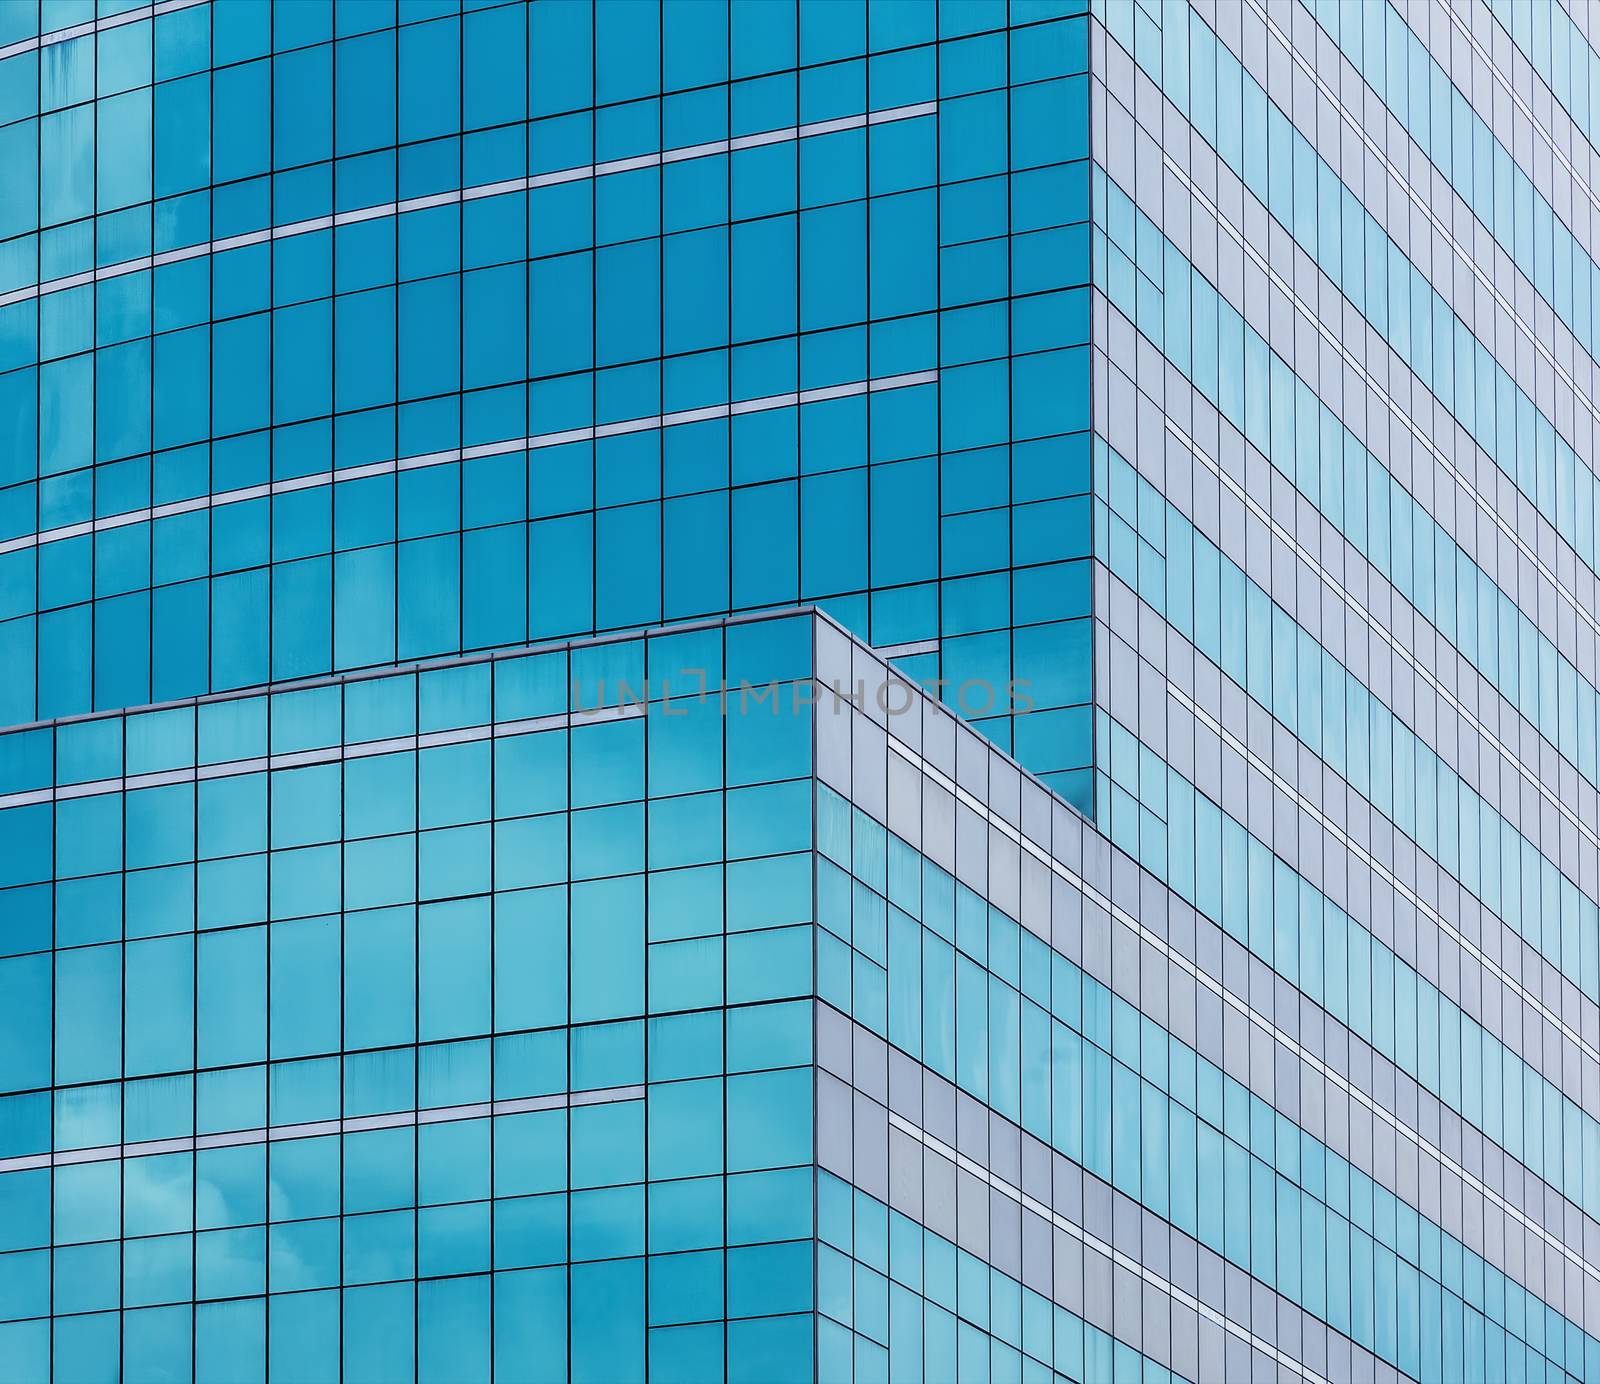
xmin=807 ymin=620 xmax=1600 ymax=1382
xmin=0 ymin=614 xmax=822 ymax=1382
xmin=814 ymin=1170 xmax=1192 ymax=1384
xmin=1087 ymin=0 xmax=1600 ymax=1379
xmin=0 ymin=0 xmax=1096 ymax=803
xmin=2 ymin=0 xmax=1597 ymax=1378
xmin=811 ymin=779 xmax=1596 ymax=1382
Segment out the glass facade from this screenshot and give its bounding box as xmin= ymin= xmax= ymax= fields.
xmin=0 ymin=0 xmax=1095 ymax=806
xmin=0 ymin=0 xmax=1596 ymax=1381
xmin=0 ymin=612 xmax=828 ymax=1382
xmin=1083 ymin=0 xmax=1600 ymax=1381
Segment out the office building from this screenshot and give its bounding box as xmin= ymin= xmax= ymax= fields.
xmin=0 ymin=0 xmax=1594 ymax=1380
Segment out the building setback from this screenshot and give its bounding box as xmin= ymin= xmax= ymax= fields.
xmin=0 ymin=0 xmax=1595 ymax=1380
